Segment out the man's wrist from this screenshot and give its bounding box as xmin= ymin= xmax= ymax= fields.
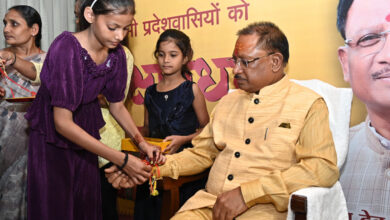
xmin=158 ymin=163 xmax=170 ymax=178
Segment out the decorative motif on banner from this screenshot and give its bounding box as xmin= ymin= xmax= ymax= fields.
xmin=131 ymin=57 xmax=235 ymax=105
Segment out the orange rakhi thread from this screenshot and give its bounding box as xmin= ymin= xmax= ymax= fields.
xmin=143 ymin=159 xmax=160 ymax=196
xmin=0 ymin=61 xmax=36 ymax=98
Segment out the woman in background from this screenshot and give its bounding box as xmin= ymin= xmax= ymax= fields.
xmin=0 ymin=5 xmax=45 ymax=219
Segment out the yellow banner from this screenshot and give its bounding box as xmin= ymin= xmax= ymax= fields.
xmin=127 ymin=0 xmax=366 ymax=126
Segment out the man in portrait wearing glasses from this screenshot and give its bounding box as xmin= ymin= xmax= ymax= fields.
xmin=337 ymin=0 xmax=390 ymax=219
xmin=107 ymin=21 xmax=339 ymax=219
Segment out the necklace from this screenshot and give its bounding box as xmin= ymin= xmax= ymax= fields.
xmin=164 ymin=94 xmax=168 ymax=101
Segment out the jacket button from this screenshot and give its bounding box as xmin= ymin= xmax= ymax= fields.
xmin=245 ymin=138 xmax=251 ymax=144
xmin=227 ymin=174 xmax=234 ymax=181
xmin=235 ymin=152 xmax=240 ymax=158
xmin=248 ymin=117 xmax=254 ymax=123
xmin=254 ymin=98 xmax=260 ymax=104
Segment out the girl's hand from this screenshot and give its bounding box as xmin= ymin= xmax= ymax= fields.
xmin=0 ymin=87 xmax=5 ymax=99
xmin=121 ymin=153 xmax=152 ymax=185
xmin=163 ymin=135 xmax=187 ymax=154
xmin=105 ymin=162 xmax=149 ymax=189
xmin=138 ymin=141 xmax=165 ymax=165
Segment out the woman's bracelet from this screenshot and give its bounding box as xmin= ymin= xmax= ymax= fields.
xmin=10 ymin=52 xmax=16 ymax=66
xmin=117 ymin=152 xmax=129 ymax=170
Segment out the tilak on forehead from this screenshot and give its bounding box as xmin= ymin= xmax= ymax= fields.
xmin=386 ymin=13 xmax=390 ymax=22
xmin=233 ymin=38 xmax=257 ymax=56
xmin=234 ymin=41 xmax=243 ymax=56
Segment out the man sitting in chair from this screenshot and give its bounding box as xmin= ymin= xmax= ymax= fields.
xmin=337 ymin=0 xmax=390 ymax=218
xmin=107 ymin=21 xmax=339 ymax=219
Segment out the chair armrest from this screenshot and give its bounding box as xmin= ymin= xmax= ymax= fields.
xmin=286 ymin=181 xmax=348 ymax=220
xmin=290 ymin=195 xmax=307 ymax=220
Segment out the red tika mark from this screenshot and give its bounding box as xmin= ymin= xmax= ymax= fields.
xmin=386 ymin=13 xmax=390 ymax=22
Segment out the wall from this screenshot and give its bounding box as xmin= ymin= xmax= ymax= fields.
xmin=0 ymin=0 xmax=76 ymax=51
xmin=125 ymin=0 xmax=366 ymax=127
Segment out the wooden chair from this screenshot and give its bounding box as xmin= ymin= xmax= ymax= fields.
xmin=286 ymin=79 xmax=352 ymax=220
xmin=158 ymin=172 xmax=306 ymax=220
xmin=121 ymin=138 xmax=209 ymax=220
xmin=158 ymin=176 xmax=306 ymax=220
xmin=157 ymin=80 xmax=352 ymax=220
xmin=123 ymin=81 xmax=351 ymax=220
xmin=159 ymin=170 xmax=209 ymax=220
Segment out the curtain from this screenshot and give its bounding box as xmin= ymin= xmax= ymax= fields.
xmin=0 ymin=0 xmax=76 ymax=51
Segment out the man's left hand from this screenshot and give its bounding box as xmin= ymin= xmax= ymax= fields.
xmin=213 ymin=187 xmax=248 ymax=220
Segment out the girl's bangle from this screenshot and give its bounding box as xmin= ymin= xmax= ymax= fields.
xmin=117 ymin=152 xmax=129 ymax=170
xmin=10 ymin=52 xmax=16 ymax=66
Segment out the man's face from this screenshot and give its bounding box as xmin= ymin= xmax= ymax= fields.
xmin=338 ymin=0 xmax=390 ymax=111
xmin=232 ymin=34 xmax=275 ymax=93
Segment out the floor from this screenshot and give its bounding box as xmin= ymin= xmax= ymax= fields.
xmin=118 ymin=214 xmax=133 ymax=220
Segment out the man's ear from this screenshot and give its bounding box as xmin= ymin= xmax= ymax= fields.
xmin=31 ymin=23 xmax=39 ymax=37
xmin=83 ymin=7 xmax=95 ymax=24
xmin=271 ymin=52 xmax=283 ymax=72
xmin=338 ymin=46 xmax=351 ymax=82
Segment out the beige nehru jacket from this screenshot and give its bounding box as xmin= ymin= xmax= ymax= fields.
xmin=159 ymin=75 xmax=339 ymax=218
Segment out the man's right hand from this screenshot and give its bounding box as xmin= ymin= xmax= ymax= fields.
xmin=105 ymin=165 xmax=136 ymax=189
xmin=212 ymin=187 xmax=248 ymax=220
